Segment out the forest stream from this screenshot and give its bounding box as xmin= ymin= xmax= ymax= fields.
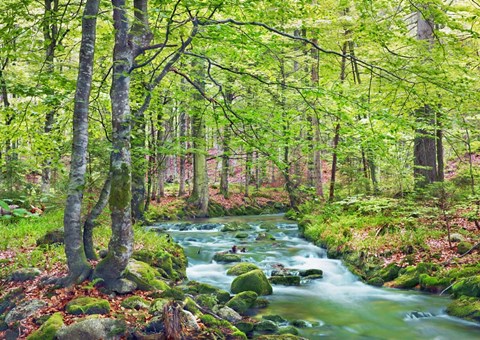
xmin=150 ymin=215 xmax=480 ymax=340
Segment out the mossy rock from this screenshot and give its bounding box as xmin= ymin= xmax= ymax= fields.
xmin=298 ymin=269 xmax=323 ymax=277
xmin=26 ymin=313 xmax=64 ymax=340
xmin=235 ymin=321 xmax=254 ymax=333
xmin=256 ymin=335 xmax=306 ymax=340
xmin=213 ymin=252 xmax=242 ymax=263
xmin=124 ymin=259 xmax=169 ymax=291
xmin=221 ymin=222 xmax=252 ymax=232
xmin=36 ymin=229 xmax=64 ymax=246
xmin=226 ymin=291 xmax=258 ymax=314
xmin=254 ymin=319 xmax=278 ymax=333
xmin=291 ymin=320 xmax=309 ymax=328
xmin=259 ymin=222 xmax=277 ymax=231
xmin=263 ymin=314 xmax=287 ymax=324
xmin=269 ymin=275 xmax=300 ymax=286
xmin=132 ymin=250 xmax=174 ymax=279
xmin=65 ymin=297 xmax=110 ymax=315
xmin=278 ymin=326 xmax=299 ymax=335
xmin=419 ymin=274 xmax=451 ymax=293
xmin=120 ymin=296 xmax=149 ymax=310
xmin=149 ymin=298 xmax=169 ymax=316
xmin=231 ymin=269 xmax=273 ymax=295
xmin=231 ymin=330 xmax=248 ymax=339
xmin=10 ymin=268 xmax=42 ymax=282
xmin=367 ymin=277 xmax=384 ymax=287
xmin=304 ymin=274 xmax=323 ymax=280
xmin=256 ymin=233 xmax=276 ymax=241
xmin=195 ymin=294 xmax=218 ymax=309
xmin=446 ymin=296 xmax=480 ymax=322
xmin=378 ymin=263 xmax=401 ymax=282
xmin=452 ymin=276 xmax=480 ymax=298
xmin=186 ymin=281 xmax=218 ymax=294
xmin=457 ymin=242 xmax=473 ymax=255
xmin=235 ymin=232 xmax=249 ymax=239
xmin=227 ymin=263 xmax=259 ymax=276
xmin=216 ymin=289 xmax=231 ymax=304
xmin=391 ymin=266 xmax=419 ymax=289
xmin=0 ymin=287 xmax=24 ymax=315
xmin=183 ymin=297 xmax=200 ymax=316
xmin=56 ymin=317 xmax=126 ymax=340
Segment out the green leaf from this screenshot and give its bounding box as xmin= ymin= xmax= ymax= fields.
xmin=0 ymin=200 xmax=10 ymax=211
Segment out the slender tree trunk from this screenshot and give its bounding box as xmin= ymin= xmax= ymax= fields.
xmin=41 ymin=0 xmax=59 ymax=195
xmin=94 ymin=0 xmax=135 ymax=287
xmin=84 ymin=173 xmax=111 ymax=260
xmin=190 ymin=111 xmax=209 ymax=216
xmin=436 ymin=113 xmax=444 ymax=181
xmin=313 ymin=114 xmax=324 ymax=197
xmin=220 ymin=126 xmax=231 ymax=198
xmin=245 ymin=150 xmax=252 ymax=197
xmin=63 ymin=0 xmax=100 ymax=285
xmin=178 ymin=111 xmax=187 ymax=196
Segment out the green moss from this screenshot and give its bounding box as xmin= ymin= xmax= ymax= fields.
xmin=120 ymin=296 xmax=149 ymax=310
xmin=452 ymin=276 xmax=480 ymax=298
xmin=446 ymin=296 xmax=480 ymax=322
xmin=227 ymin=263 xmax=259 ymax=276
xmin=278 ymin=326 xmax=299 ymax=335
xmin=457 ymin=241 xmax=473 ymax=254
xmin=124 ymin=259 xmax=169 ymax=291
xmin=367 ymin=277 xmax=384 ymax=287
xmin=149 ymin=298 xmax=169 ymax=316
xmin=269 ymin=276 xmax=300 ymax=286
xmin=159 ymin=288 xmax=185 ymax=301
xmin=26 ymin=313 xmax=64 ymax=340
xmin=235 ymin=321 xmax=254 ymax=333
xmin=254 ymin=320 xmax=278 ymax=333
xmin=231 ymin=269 xmax=273 ymax=295
xmin=419 ymin=274 xmax=450 ymax=292
xmin=195 ymin=294 xmax=218 ymax=309
xmin=378 ymin=263 xmax=401 ymax=282
xmin=392 ymin=266 xmax=420 ymax=289
xmin=183 ymin=297 xmax=200 ymax=316
xmin=226 ymin=291 xmax=258 ymax=314
xmin=65 ymin=297 xmax=110 ymax=315
xmin=231 ymin=330 xmax=247 ymax=339
xmin=213 ymin=253 xmax=242 ymax=263
xmin=110 ymin=163 xmax=132 ymax=210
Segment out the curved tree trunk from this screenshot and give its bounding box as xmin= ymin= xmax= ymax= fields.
xmin=84 ymin=173 xmax=111 ymax=260
xmin=63 ymin=0 xmax=100 ymax=285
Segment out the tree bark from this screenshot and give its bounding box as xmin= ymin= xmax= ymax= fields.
xmin=178 ymin=111 xmax=187 ymax=196
xmin=190 ymin=111 xmax=209 ymax=216
xmin=63 ymin=0 xmax=100 ymax=285
xmin=93 ymin=0 xmax=134 ymax=286
xmin=220 ymin=126 xmax=231 ymax=199
xmin=84 ymin=173 xmax=111 ymax=260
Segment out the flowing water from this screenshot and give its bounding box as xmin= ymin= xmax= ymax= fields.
xmin=149 ymin=215 xmax=480 ymax=339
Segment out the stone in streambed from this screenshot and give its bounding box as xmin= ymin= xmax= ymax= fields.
xmin=269 ymin=275 xmax=300 ymax=286
xmin=216 ymin=306 xmax=242 ymax=323
xmin=221 ymin=222 xmax=252 ymax=232
xmin=278 ymin=326 xmax=299 ymax=335
xmin=298 ymin=269 xmax=323 ymax=277
xmin=213 ymin=252 xmax=242 ymax=263
xmin=452 ymin=276 xmax=480 ymax=298
xmin=226 ymin=291 xmax=258 ymax=314
xmin=446 ymin=296 xmax=480 ymax=322
xmin=254 ymin=319 xmax=278 ymax=333
xmin=227 ymin=263 xmax=259 ymax=276
xmin=231 ymin=269 xmax=273 ymax=295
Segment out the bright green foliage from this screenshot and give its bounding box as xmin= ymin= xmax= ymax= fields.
xmin=231 ymin=269 xmax=273 ymax=295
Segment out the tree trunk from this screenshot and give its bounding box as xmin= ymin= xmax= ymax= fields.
xmin=245 ymin=150 xmax=252 ymax=197
xmin=190 ymin=111 xmax=209 ymax=216
xmin=220 ymin=126 xmax=231 ymax=198
xmin=41 ymin=0 xmax=59 ymax=195
xmin=93 ymin=0 xmax=135 ymax=286
xmin=414 ymin=105 xmax=437 ymax=187
xmin=328 ymin=122 xmax=340 ymax=201
xmin=131 ymin=110 xmax=146 ymax=223
xmin=178 ymin=111 xmax=187 ymax=196
xmin=63 ymin=0 xmax=100 ymax=285
xmin=84 ymin=173 xmax=111 ymax=260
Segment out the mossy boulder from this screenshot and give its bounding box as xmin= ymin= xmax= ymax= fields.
xmin=132 ymin=249 xmax=174 ymax=279
xmin=298 ymin=269 xmax=323 ymax=277
xmin=269 ymin=275 xmax=300 ymax=286
xmin=227 ymin=263 xmax=260 ymax=276
xmin=256 ymin=233 xmax=276 ymax=241
xmin=159 ymin=287 xmax=185 ymax=301
xmin=221 ymin=222 xmax=252 ymax=232
xmin=235 ymin=321 xmax=254 ymax=333
xmin=26 ymin=313 xmax=64 ymax=340
xmin=291 ymin=320 xmax=309 ymax=328
xmin=278 ymin=326 xmax=299 ymax=335
xmin=36 ymin=229 xmax=64 ymax=246
xmin=213 ymin=252 xmax=242 ymax=263
xmin=235 ymin=232 xmax=249 ymax=239
xmin=124 ymin=259 xmax=169 ymax=291
xmin=5 ymin=299 xmax=47 ymax=323
xmin=231 ymin=269 xmax=273 ymax=295
xmin=446 ymin=296 xmax=480 ymax=322
xmin=263 ymin=314 xmax=287 ymax=324
xmin=254 ymin=319 xmax=278 ymax=333
xmin=452 ymin=276 xmax=480 ymax=298
xmin=254 ymin=298 xmax=270 ymax=308
xmin=259 ymin=222 xmax=277 ymax=231
xmin=56 ymin=318 xmax=126 ymax=340
xmin=378 ymin=263 xmax=401 ymax=282
xmin=226 ymin=291 xmax=258 ymax=314
xmin=391 ymin=266 xmax=419 ymax=289
xmin=457 ymin=242 xmax=473 ymax=255
xmin=65 ymin=297 xmax=110 ymax=315
xmin=256 ymin=335 xmax=306 ymax=340
xmin=419 ymin=274 xmax=450 ymax=293
xmin=367 ymin=277 xmax=384 ymax=287
xmin=120 ymin=296 xmax=149 ymax=310
xmin=184 ymin=281 xmax=230 ymax=303
xmin=216 ymin=306 xmax=242 ymax=323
